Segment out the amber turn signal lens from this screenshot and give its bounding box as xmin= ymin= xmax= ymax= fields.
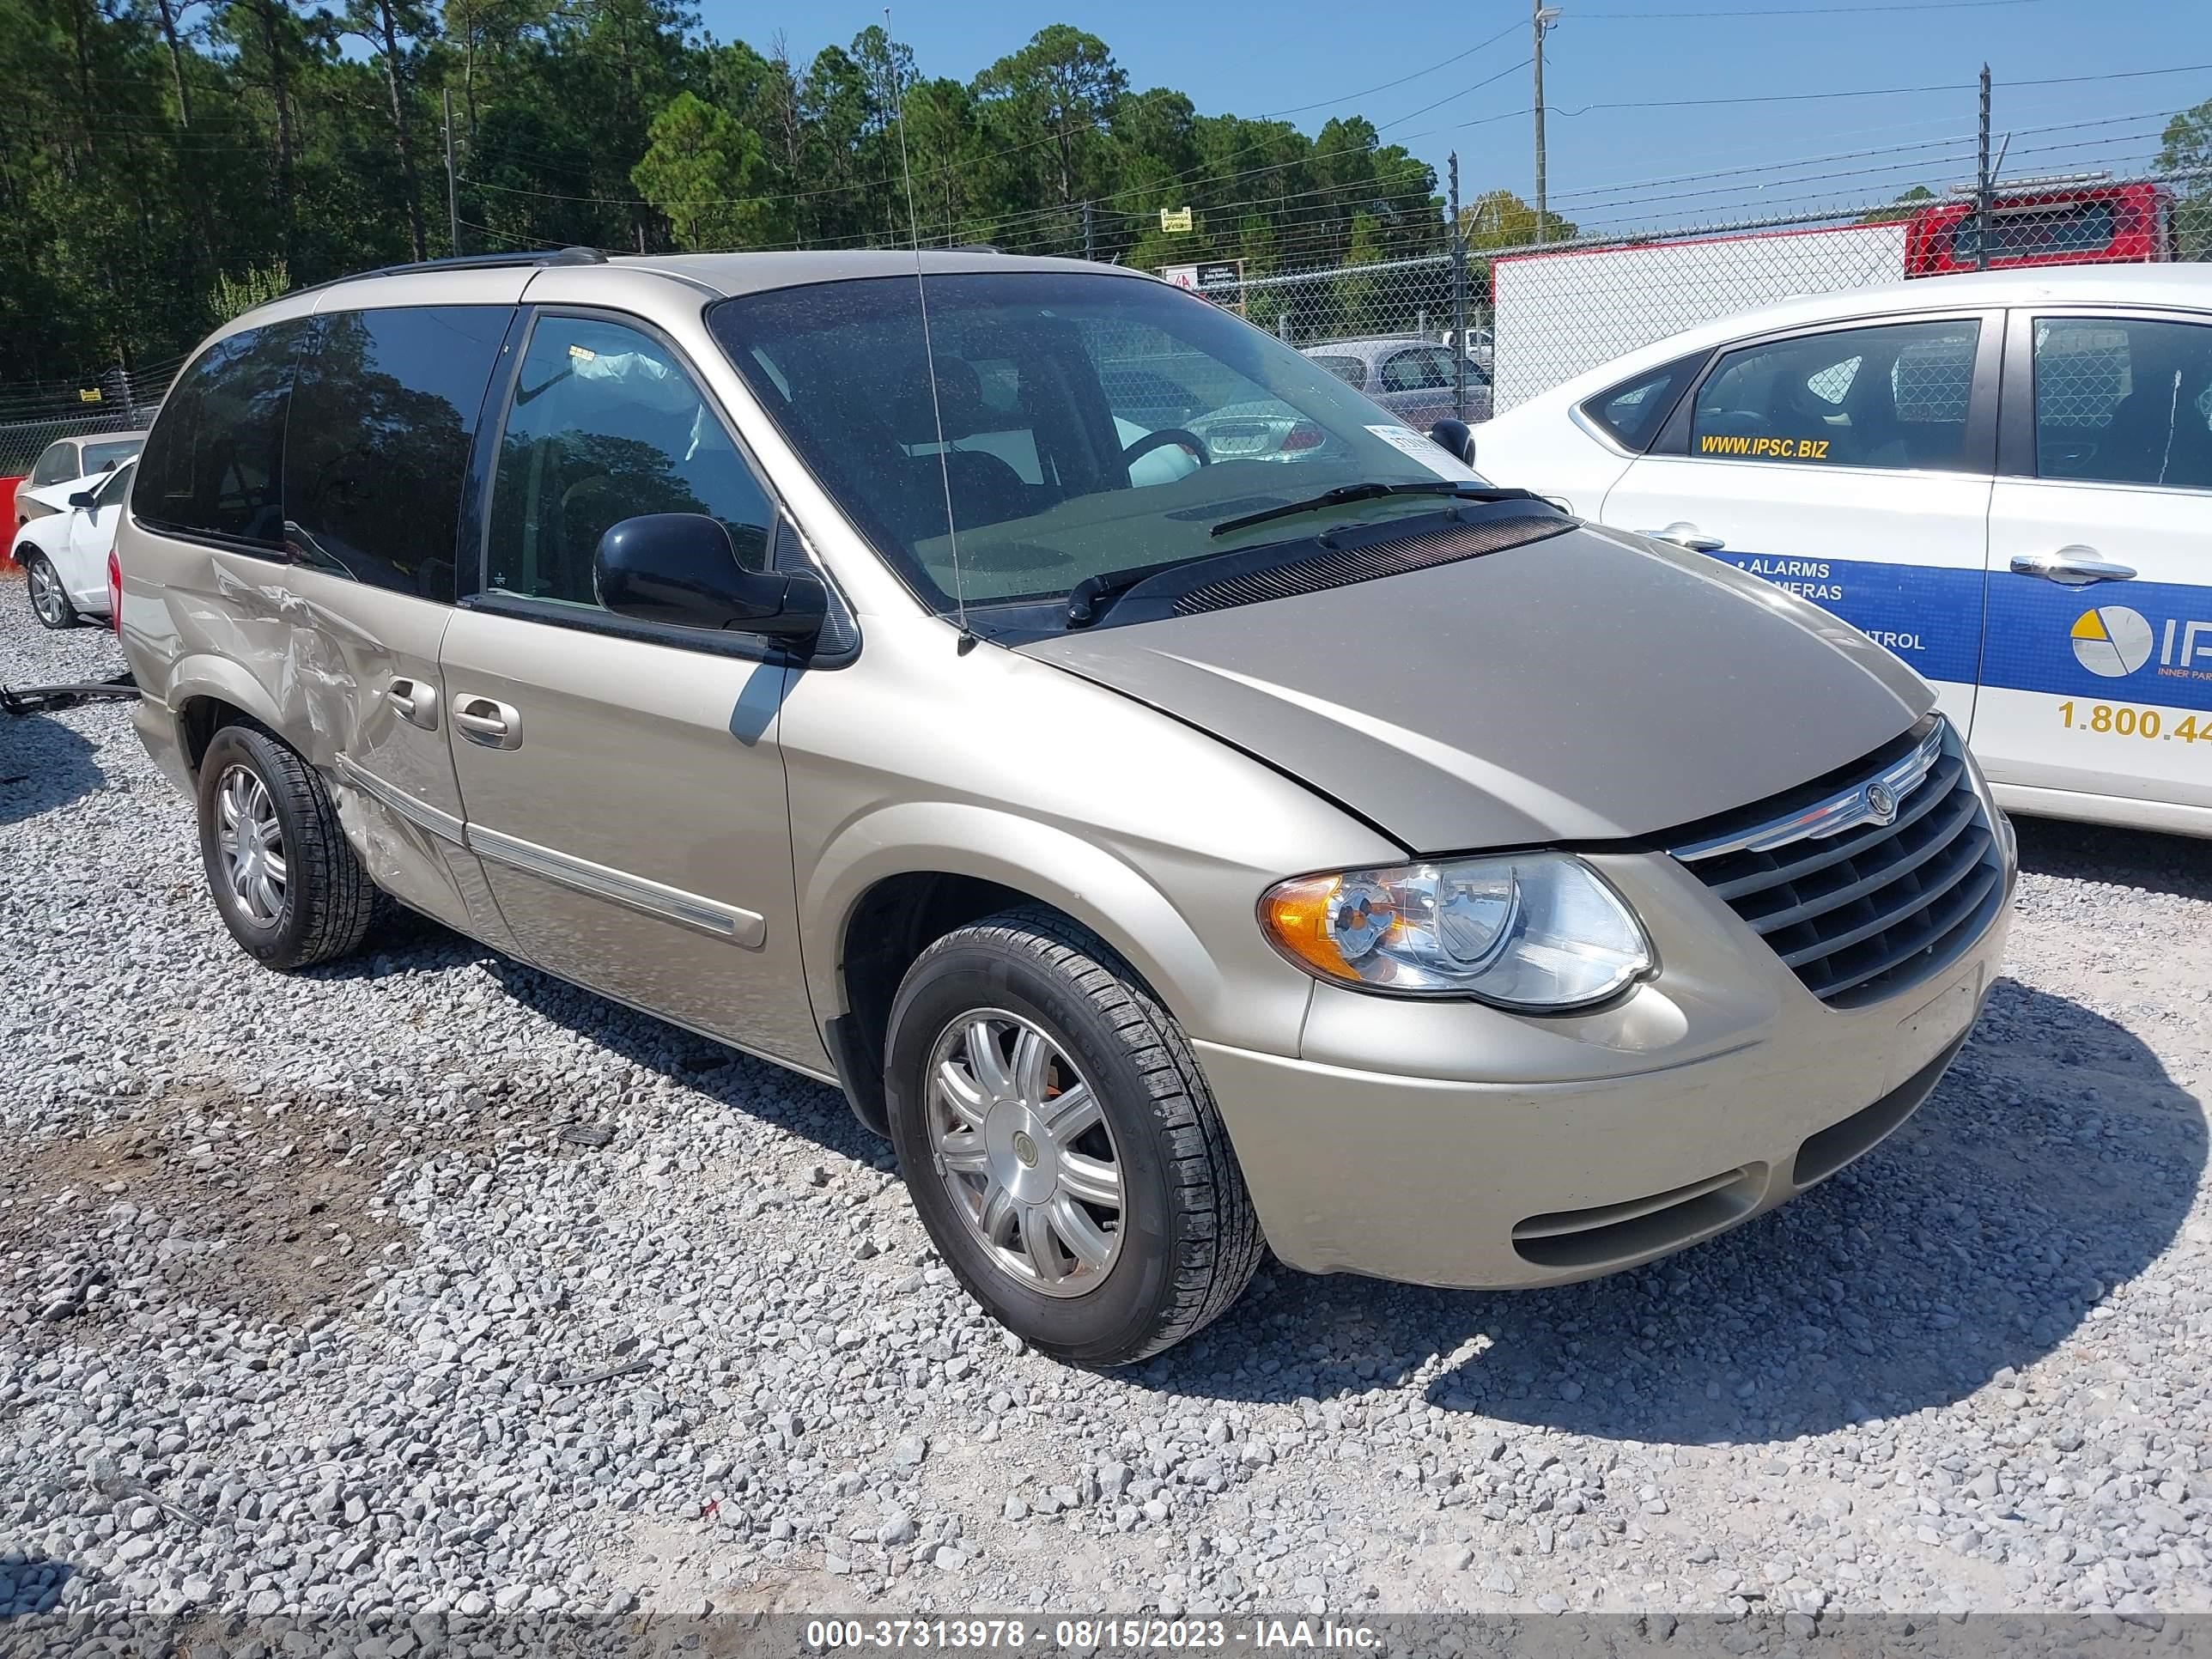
xmin=1260 ymin=874 xmax=1351 ymax=980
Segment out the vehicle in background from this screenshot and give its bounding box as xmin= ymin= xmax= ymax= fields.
xmin=1492 ymin=180 xmax=2178 ymax=413
xmin=1302 ymin=337 xmax=1493 ymax=427
xmin=1475 ymin=264 xmax=2212 ymax=839
xmin=1443 ymin=325 xmax=1495 ymax=374
xmin=1905 ymin=181 xmax=2178 ymax=280
xmin=9 ymin=459 xmax=135 ymax=627
xmin=15 ymin=430 xmax=147 ymax=526
xmin=119 ymin=247 xmax=2011 ymax=1365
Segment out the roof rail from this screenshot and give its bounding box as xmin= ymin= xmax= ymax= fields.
xmin=284 ymin=245 xmax=609 ymax=302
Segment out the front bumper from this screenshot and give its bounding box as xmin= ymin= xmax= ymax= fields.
xmin=1196 ymin=841 xmax=2014 ymax=1290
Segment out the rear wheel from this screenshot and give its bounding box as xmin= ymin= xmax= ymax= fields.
xmin=884 ymin=908 xmax=1264 ymax=1365
xmin=21 ymin=552 xmax=76 ymax=629
xmin=196 ymin=725 xmax=375 ymax=969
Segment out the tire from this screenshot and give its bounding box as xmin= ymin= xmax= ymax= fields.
xmin=196 ymin=724 xmax=376 ymax=970
xmin=21 ymin=552 xmax=76 ymax=629
xmin=884 ymin=908 xmax=1264 ymax=1365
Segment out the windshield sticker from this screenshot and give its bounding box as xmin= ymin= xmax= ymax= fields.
xmin=1365 ymin=423 xmax=1481 ymax=481
xmin=1698 ymin=434 xmax=1832 ymax=460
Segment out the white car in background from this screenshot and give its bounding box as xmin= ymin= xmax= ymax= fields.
xmin=14 ymin=429 xmax=146 ymax=526
xmin=9 ymin=459 xmax=132 ymax=628
xmin=1476 ymin=264 xmax=2212 ymax=839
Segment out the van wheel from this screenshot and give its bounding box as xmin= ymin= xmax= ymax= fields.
xmin=196 ymin=725 xmax=375 ymax=970
xmin=884 ymin=908 xmax=1264 ymax=1365
xmin=22 ymin=553 xmax=76 ymax=629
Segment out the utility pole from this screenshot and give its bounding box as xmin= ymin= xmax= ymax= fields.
xmin=1449 ymin=151 xmax=1468 ymax=422
xmin=1975 ymin=64 xmax=1992 ymax=272
xmin=1083 ymin=200 xmax=1095 ymax=262
xmin=443 ymin=88 xmax=460 ymax=258
xmin=1533 ymin=3 xmax=1559 ymax=245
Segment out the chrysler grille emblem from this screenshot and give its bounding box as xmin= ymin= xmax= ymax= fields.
xmin=1864 ymin=781 xmax=1899 ymax=824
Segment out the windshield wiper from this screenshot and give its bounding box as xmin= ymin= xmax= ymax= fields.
xmin=1066 ymin=558 xmax=1194 ymax=629
xmin=1207 ymin=480 xmax=1535 ymax=540
xmin=1066 ymin=483 xmax=1556 ymax=629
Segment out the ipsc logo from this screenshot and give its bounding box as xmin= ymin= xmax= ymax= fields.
xmin=2070 ymin=605 xmax=2156 ymax=678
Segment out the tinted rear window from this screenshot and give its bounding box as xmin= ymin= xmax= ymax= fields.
xmin=1951 ymin=200 xmax=2116 ymax=266
xmin=1582 ymin=351 xmax=1703 ymax=451
xmin=134 ymin=319 xmax=308 ymax=549
xmin=283 ymin=305 xmax=512 ymax=602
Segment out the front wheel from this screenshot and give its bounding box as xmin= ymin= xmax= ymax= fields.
xmin=21 ymin=552 xmax=76 ymax=629
xmin=884 ymin=908 xmax=1263 ymax=1365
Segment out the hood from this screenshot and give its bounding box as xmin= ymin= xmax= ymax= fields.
xmin=1022 ymin=523 xmax=1932 ymax=853
xmin=21 ymin=475 xmax=99 ymax=513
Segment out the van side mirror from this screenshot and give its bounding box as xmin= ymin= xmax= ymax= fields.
xmin=1429 ymin=419 xmax=1476 ymax=468
xmin=68 ymin=489 xmax=98 ymax=512
xmin=594 ymin=513 xmax=826 ymax=641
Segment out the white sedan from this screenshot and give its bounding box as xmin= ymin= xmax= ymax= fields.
xmin=1476 ymin=264 xmax=2212 ymax=840
xmin=9 ymin=460 xmax=132 ymax=629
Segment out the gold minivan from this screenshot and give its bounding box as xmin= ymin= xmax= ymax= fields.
xmin=118 ymin=248 xmax=2014 ymax=1363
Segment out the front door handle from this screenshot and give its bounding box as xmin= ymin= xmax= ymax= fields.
xmin=385 ymin=677 xmax=439 ymax=731
xmin=452 ymin=694 xmax=522 ymax=750
xmin=2010 ymin=547 xmax=2137 ymax=586
xmin=1644 ymin=522 xmax=1726 ymax=552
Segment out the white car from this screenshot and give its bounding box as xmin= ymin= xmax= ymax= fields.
xmin=1476 ymin=264 xmax=2212 ymax=840
xmin=14 ymin=429 xmax=146 ymax=526
xmin=9 ymin=460 xmax=132 ymax=629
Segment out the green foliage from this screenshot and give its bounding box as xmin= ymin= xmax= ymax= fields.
xmin=89 ymin=5 xmax=2212 ymax=384
xmin=631 ymin=92 xmax=772 ymax=250
xmin=1858 ymin=185 xmax=1937 ymax=226
xmin=210 ymin=262 xmax=293 ymax=322
xmin=1458 ymin=189 xmax=1577 ymax=250
xmin=2156 ymin=98 xmax=2212 ymax=259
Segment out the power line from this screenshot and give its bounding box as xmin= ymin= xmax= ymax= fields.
xmin=1574 ymin=0 xmax=2064 ymax=15
xmin=1257 ymin=21 xmax=1523 ymax=119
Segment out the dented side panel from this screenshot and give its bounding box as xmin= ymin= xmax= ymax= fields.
xmin=118 ymin=532 xmax=518 ymax=953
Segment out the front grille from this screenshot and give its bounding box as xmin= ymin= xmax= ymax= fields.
xmin=1669 ymin=717 xmax=2003 ymax=1009
xmin=1170 ymin=515 xmax=1570 ymax=617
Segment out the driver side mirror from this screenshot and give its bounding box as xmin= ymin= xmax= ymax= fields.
xmin=594 ymin=513 xmax=827 ymax=641
xmin=68 ymin=489 xmax=98 ymax=512
xmin=1429 ymin=419 xmax=1477 ymax=468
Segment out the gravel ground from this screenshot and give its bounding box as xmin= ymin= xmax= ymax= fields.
xmin=3 ymin=577 xmax=2210 ymax=1638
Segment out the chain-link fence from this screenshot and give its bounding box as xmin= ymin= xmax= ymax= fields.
xmin=0 ymin=358 xmax=180 ymax=479
xmin=1171 ymin=173 xmax=2211 ymax=422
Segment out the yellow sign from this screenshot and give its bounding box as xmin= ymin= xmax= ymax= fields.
xmin=1159 ymin=207 xmax=1193 ymax=234
xmin=78 ymin=387 xmax=102 ymax=404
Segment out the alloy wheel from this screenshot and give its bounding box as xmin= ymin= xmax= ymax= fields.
xmin=215 ymin=764 xmax=288 ymax=924
xmin=28 ymin=560 xmax=67 ymax=625
xmin=925 ymin=1009 xmax=1124 ymax=1297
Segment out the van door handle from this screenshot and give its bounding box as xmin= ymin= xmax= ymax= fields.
xmin=452 ymin=694 xmax=522 ymax=750
xmin=2010 ymin=548 xmax=2136 ymax=586
xmin=385 ymin=677 xmax=439 ymax=731
xmin=1644 ymin=522 xmax=1726 ymax=552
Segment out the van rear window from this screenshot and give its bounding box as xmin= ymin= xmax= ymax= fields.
xmin=133 ymin=319 xmax=308 ymax=550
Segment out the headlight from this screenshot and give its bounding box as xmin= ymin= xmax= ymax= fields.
xmin=1260 ymin=854 xmax=1652 ymax=1009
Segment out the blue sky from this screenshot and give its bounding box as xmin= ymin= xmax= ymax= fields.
xmin=693 ymin=0 xmax=2212 ymax=235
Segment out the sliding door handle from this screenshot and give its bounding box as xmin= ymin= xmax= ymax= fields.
xmin=452 ymin=694 xmax=522 ymax=750
xmin=385 ymin=677 xmax=440 ymax=730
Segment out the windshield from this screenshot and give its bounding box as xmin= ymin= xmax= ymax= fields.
xmin=708 ymin=271 xmax=1476 ymax=618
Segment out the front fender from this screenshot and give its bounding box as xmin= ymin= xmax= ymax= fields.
xmin=802 ymin=799 xmax=1229 ymax=1038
